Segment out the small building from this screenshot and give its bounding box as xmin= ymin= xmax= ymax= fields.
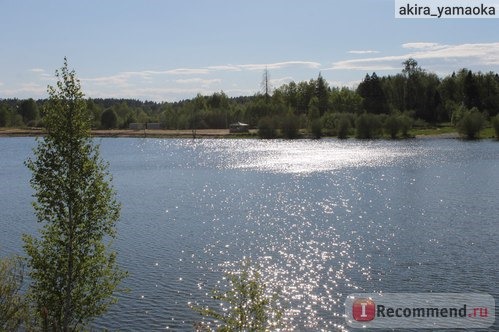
xmin=229 ymin=122 xmax=249 ymax=133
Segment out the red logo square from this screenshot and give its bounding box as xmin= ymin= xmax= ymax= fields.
xmin=352 ymin=298 xmax=376 ymax=321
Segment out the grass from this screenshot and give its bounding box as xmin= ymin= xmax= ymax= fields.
xmin=479 ymin=127 xmax=496 ymax=139
xmin=410 ymin=126 xmax=457 ymax=136
xmin=410 ymin=125 xmax=497 ymax=139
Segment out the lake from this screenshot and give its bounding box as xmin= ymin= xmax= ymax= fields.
xmin=0 ymin=137 xmax=498 ymax=331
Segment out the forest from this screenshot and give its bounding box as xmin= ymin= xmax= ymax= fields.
xmin=1 ymin=59 xmax=499 ymax=139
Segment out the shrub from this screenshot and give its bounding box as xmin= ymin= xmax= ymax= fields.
xmin=336 ymin=114 xmax=351 ymax=139
xmin=322 ymin=112 xmax=337 ymax=136
xmin=384 ymin=115 xmax=400 ymax=139
xmin=280 ymin=114 xmax=300 ymax=139
xmin=258 ymin=117 xmax=277 ymax=139
xmin=0 ymin=256 xmax=29 ymax=330
xmin=310 ymin=119 xmax=322 ymax=139
xmin=355 ymin=113 xmax=382 ymax=139
xmin=492 ymin=115 xmax=499 ymax=140
xmin=322 ymin=112 xmax=354 ymax=137
xmin=191 ymin=261 xmax=283 ymax=331
xmin=456 ymin=108 xmax=485 ymax=139
xmin=398 ymin=114 xmax=413 ymax=137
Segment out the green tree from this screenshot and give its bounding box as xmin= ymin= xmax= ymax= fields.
xmin=310 ymin=119 xmax=322 ymax=139
xmin=86 ymin=99 xmax=102 ymax=129
xmin=23 ymin=58 xmax=126 ymax=331
xmin=492 ymin=115 xmax=499 ymax=139
xmin=464 ymin=70 xmax=480 ymax=109
xmin=18 ymin=98 xmax=39 ymax=125
xmin=307 ymin=96 xmax=320 ymax=123
xmin=281 ymin=113 xmax=300 ymax=139
xmin=402 ymin=58 xmax=421 ymax=77
xmin=355 ymin=113 xmax=382 ymax=139
xmin=0 ymin=255 xmax=29 ymax=330
xmin=296 ymin=80 xmax=315 ymax=114
xmin=315 ymin=73 xmax=329 ymax=115
xmin=336 ymin=113 xmax=351 ymax=139
xmin=357 ymin=73 xmax=388 ymax=114
xmin=330 ymin=87 xmax=363 ymax=114
xmin=100 ymin=108 xmax=118 ymax=129
xmin=258 ymin=116 xmax=277 ymax=139
xmin=398 ymin=114 xmax=413 ymax=137
xmin=455 ymin=108 xmax=485 ymax=139
xmin=0 ymin=105 xmax=9 ymax=127
xmin=192 ymin=261 xmax=282 ymax=331
xmin=384 ymin=114 xmax=401 ymax=139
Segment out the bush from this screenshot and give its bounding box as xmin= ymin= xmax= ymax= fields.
xmin=355 ymin=113 xmax=382 ymax=139
xmin=310 ymin=119 xmax=322 ymax=139
xmin=336 ymin=114 xmax=351 ymax=139
xmin=0 ymin=256 xmax=29 ymax=330
xmin=258 ymin=117 xmax=277 ymax=139
xmin=384 ymin=115 xmax=401 ymax=139
xmin=280 ymin=114 xmax=300 ymax=139
xmin=191 ymin=261 xmax=283 ymax=331
xmin=456 ymin=108 xmax=485 ymax=139
xmin=322 ymin=112 xmax=353 ymax=137
xmin=398 ymin=115 xmax=413 ymax=137
xmin=492 ymin=115 xmax=499 ymax=140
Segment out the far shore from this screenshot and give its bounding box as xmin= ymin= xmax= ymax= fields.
xmin=0 ymin=127 xmax=258 ymax=138
xmin=0 ymin=127 xmax=463 ymax=139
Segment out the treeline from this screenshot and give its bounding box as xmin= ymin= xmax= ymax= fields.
xmin=1 ymin=59 xmax=499 ymax=138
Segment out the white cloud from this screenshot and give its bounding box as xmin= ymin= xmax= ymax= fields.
xmin=30 ymin=68 xmax=45 ymax=73
xmin=328 ymin=42 xmax=499 ymax=71
xmin=401 ymin=42 xmax=441 ymax=50
xmin=328 ymin=57 xmax=402 ymax=71
xmin=175 ymin=78 xmax=222 ymax=85
xmin=75 ymin=60 xmax=323 ymax=101
xmin=238 ymin=61 xmax=321 ymax=71
xmin=0 ymin=83 xmax=46 ymax=97
xmin=163 ymin=68 xmax=211 ymax=75
xmin=81 ymin=74 xmax=133 ymax=87
xmin=206 ymin=65 xmax=242 ymax=72
xmin=348 ymin=50 xmax=380 ymax=54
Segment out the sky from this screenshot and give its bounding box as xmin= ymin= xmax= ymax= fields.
xmin=1 ymin=0 xmax=499 ymax=102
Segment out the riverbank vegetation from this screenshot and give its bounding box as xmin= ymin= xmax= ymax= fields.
xmin=1 ymin=59 xmax=499 ymax=140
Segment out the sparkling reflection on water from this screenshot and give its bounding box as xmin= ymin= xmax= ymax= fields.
xmin=0 ymin=138 xmax=498 ymax=331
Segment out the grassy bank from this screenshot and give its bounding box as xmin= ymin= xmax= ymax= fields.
xmin=1 ymin=126 xmax=497 ymax=139
xmin=0 ymin=127 xmax=258 ymax=138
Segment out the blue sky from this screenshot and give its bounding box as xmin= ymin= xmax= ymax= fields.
xmin=1 ymin=0 xmax=499 ymax=102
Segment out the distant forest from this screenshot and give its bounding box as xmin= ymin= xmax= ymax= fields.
xmin=1 ymin=59 xmax=499 ymax=138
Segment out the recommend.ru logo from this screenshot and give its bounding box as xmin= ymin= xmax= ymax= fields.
xmin=345 ymin=293 xmax=495 ymax=329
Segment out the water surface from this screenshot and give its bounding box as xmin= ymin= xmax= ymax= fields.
xmin=0 ymin=137 xmax=497 ymax=331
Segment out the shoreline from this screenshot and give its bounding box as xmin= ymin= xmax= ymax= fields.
xmin=0 ymin=127 xmax=463 ymax=139
xmin=0 ymin=128 xmax=257 ymax=138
